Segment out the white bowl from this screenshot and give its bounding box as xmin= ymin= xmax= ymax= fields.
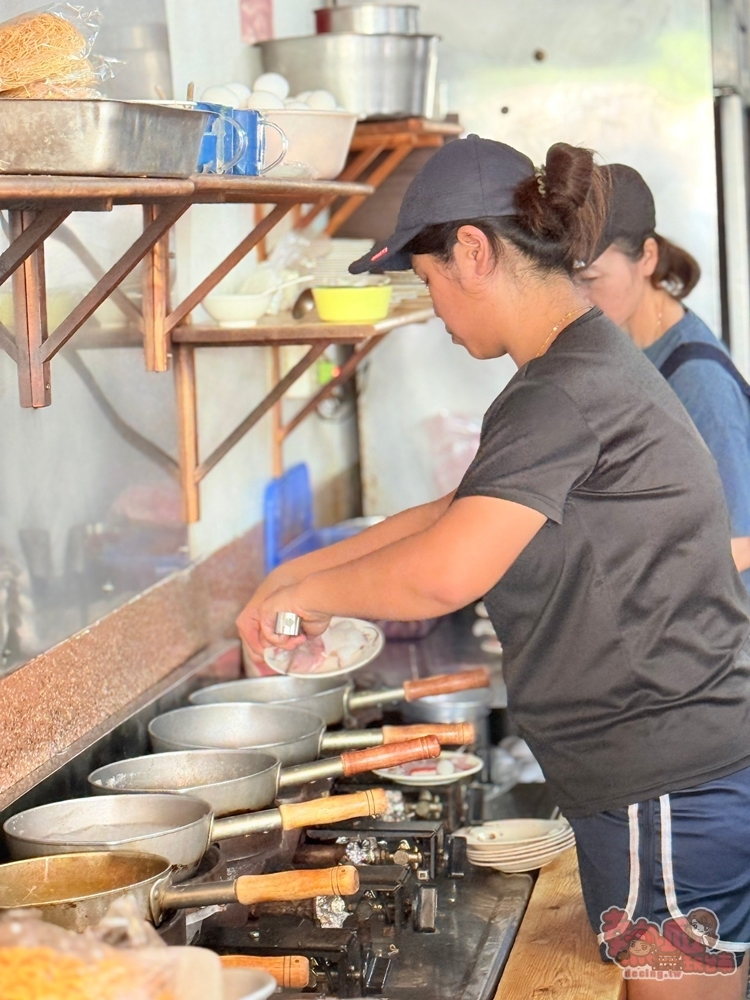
xmin=203 ymin=291 xmax=273 ymax=328
xmin=222 ymin=967 xmax=277 ymax=1000
xmin=263 ymin=108 xmax=358 ymax=179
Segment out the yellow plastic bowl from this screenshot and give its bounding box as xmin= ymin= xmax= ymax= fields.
xmin=312 ymin=284 xmax=392 ymax=323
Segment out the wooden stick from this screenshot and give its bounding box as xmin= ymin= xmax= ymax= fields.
xmin=380 ymin=723 xmax=476 ymax=746
xmin=0 ymin=207 xmax=69 ymax=288
xmin=326 ymin=143 xmax=414 ymax=236
xmin=142 ymin=203 xmax=171 ymax=372
xmin=196 ymin=342 xmax=329 ymax=482
xmin=10 ymin=211 xmax=50 ymax=407
xmin=271 ymin=345 xmax=283 ymax=478
xmin=173 ymin=344 xmax=200 ymax=522
xmin=220 ymin=955 xmax=310 ymax=990
xmin=41 ymin=200 xmax=189 ymax=363
xmin=0 ymin=321 xmax=16 ymax=361
xmin=281 ymin=335 xmax=385 ymax=440
xmin=277 ymin=788 xmax=388 ymax=829
xmin=234 ymin=865 xmax=359 ymax=906
xmin=403 ymin=668 xmax=491 ymax=702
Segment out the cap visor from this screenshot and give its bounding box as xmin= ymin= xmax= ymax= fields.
xmin=349 ymin=225 xmax=423 ymax=274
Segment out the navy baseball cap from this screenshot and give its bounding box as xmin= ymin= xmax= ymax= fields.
xmin=349 ymin=134 xmax=535 ymax=274
xmin=592 ymin=163 xmax=656 ymax=261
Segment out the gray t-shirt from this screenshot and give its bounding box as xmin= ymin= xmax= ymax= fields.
xmin=455 ymin=308 xmax=750 ymax=817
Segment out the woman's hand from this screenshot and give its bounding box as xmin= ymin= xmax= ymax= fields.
xmin=257 ymin=584 xmax=332 ymax=650
xmin=236 ymin=567 xmax=294 ymax=665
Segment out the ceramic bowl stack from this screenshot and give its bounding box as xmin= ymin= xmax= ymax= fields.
xmin=461 ymin=818 xmax=574 ymax=873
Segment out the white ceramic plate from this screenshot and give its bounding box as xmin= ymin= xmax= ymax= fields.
xmin=468 ymin=844 xmax=575 ymax=872
xmin=461 ymin=818 xmax=571 ymax=848
xmin=264 ymin=616 xmax=384 ymax=677
xmin=467 ymin=834 xmax=575 ymax=863
xmin=373 ymin=751 xmax=484 ymax=787
xmin=222 ymin=967 xmax=277 ymax=1000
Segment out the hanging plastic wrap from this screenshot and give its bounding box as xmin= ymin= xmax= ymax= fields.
xmin=0 ymin=3 xmax=115 ymax=99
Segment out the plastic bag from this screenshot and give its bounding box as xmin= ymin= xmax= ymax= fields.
xmin=0 ymin=908 xmax=177 ymax=1000
xmin=424 ymin=412 xmax=482 ymax=495
xmin=0 ymin=3 xmax=114 ymax=99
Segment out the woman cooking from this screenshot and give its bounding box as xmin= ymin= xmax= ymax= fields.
xmin=578 ymin=164 xmax=750 ymax=591
xmin=237 ymin=135 xmax=750 ymax=998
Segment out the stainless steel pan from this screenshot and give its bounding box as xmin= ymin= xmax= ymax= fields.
xmin=87 ymin=737 xmax=442 ymax=816
xmin=0 ymin=851 xmax=359 ymax=931
xmin=148 ymin=703 xmax=473 ymax=765
xmin=189 ymin=668 xmax=490 ymax=727
xmin=3 ymin=788 xmax=388 ymax=877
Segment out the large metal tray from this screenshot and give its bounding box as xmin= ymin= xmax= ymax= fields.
xmin=0 ymin=100 xmax=210 ymax=178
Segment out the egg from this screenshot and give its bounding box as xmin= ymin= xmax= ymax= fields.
xmin=245 ymin=90 xmax=286 ymax=111
xmin=224 ymin=82 xmax=252 ymax=103
xmin=436 ymin=759 xmax=456 ymax=775
xmin=200 ymin=84 xmax=240 ymax=107
xmin=295 ymin=91 xmax=312 ymax=102
xmin=306 ymin=89 xmax=338 ymax=110
xmin=253 ymin=72 xmax=290 ymax=100
xmin=284 ymin=99 xmax=310 ymax=109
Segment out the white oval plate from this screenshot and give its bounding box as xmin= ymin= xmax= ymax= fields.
xmin=264 ymin=616 xmax=384 ymax=677
xmin=373 ymin=751 xmax=484 ymax=787
xmin=467 ymin=834 xmax=575 ymax=863
xmin=461 ymin=818 xmax=571 ymax=847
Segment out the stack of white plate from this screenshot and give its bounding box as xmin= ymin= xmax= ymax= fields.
xmin=460 ymin=818 xmax=575 ymax=873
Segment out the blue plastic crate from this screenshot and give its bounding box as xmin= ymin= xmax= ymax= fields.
xmin=264 ymin=464 xmax=382 ymax=572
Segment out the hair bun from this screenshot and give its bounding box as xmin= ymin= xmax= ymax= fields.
xmin=544 ymin=143 xmax=595 ymax=209
xmin=514 ymin=142 xmax=607 ymax=268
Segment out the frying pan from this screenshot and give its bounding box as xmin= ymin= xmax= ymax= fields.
xmin=87 ymin=737 xmax=447 ymax=816
xmin=148 ymin=703 xmax=472 ymax=766
xmin=0 ymin=851 xmax=359 ymax=932
xmin=3 ymin=788 xmax=389 ymax=876
xmin=189 ymin=668 xmax=491 ymax=727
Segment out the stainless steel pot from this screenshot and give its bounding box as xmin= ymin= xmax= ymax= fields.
xmin=87 ymin=738 xmax=442 ymax=816
xmin=0 ymin=851 xmax=359 ymax=931
xmin=148 ymin=703 xmax=452 ymax=764
xmin=315 ymin=4 xmax=420 ymax=34
xmin=3 ymin=789 xmax=387 ymax=876
xmin=257 ymin=34 xmax=438 ymax=119
xmin=189 ymin=667 xmax=490 ymax=727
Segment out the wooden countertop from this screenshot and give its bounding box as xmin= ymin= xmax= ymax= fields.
xmin=495 ymin=847 xmax=626 ymax=1000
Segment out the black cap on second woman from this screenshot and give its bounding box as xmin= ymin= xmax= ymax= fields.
xmin=592 ymin=164 xmax=656 ymax=260
xmin=349 ymin=135 xmax=535 ymax=274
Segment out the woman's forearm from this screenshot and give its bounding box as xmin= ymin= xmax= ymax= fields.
xmin=280 ymin=496 xmax=547 ymax=624
xmin=268 ymin=492 xmax=455 ymax=587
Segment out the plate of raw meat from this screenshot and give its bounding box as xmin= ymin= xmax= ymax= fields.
xmin=263 ymin=616 xmax=385 ymax=677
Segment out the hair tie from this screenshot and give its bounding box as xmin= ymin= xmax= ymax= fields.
xmin=535 ymin=166 xmax=547 ymax=198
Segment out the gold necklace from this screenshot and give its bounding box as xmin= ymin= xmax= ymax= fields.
xmin=535 ymin=307 xmax=586 ymax=358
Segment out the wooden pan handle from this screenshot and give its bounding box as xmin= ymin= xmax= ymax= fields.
xmin=340 ymin=735 xmax=441 ymax=775
xmin=234 ymin=865 xmax=360 ymax=905
xmin=402 ymin=668 xmax=490 ymax=702
xmin=380 ymin=724 xmax=476 ymax=745
xmin=220 ymin=955 xmax=310 ymax=989
xmin=277 ymin=788 xmax=388 ymax=829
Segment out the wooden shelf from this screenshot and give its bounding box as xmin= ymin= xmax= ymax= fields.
xmin=172 ymin=302 xmax=435 ymax=345
xmin=0 ymin=139 xmax=451 ymax=522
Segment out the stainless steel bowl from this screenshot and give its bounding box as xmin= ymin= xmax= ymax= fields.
xmin=257 ymin=34 xmax=439 ymax=119
xmin=400 ymin=688 xmax=491 ymax=724
xmin=315 ymin=4 xmax=420 ymax=35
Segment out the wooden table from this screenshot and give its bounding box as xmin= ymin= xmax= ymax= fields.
xmin=495 ymin=848 xmax=626 ymax=1000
